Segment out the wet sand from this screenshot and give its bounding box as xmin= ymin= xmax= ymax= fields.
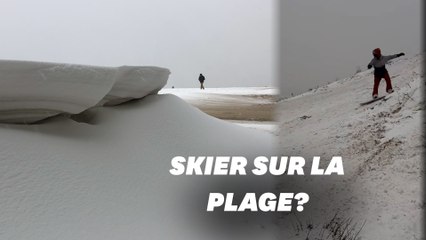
xmin=185 ymin=94 xmax=278 ymax=122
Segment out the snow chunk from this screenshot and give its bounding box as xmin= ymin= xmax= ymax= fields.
xmin=99 ymin=66 xmax=170 ymax=106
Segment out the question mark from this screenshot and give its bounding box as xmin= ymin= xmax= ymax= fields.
xmin=294 ymin=193 xmax=310 ymax=212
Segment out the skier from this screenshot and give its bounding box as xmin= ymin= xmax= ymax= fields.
xmin=367 ymin=48 xmax=405 ymax=99
xmin=198 ymin=73 xmax=205 ymax=90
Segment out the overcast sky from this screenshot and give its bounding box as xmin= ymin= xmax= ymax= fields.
xmin=1 ymin=1 xmax=421 ymax=92
xmin=0 ymin=0 xmax=277 ymax=88
xmin=279 ymin=0 xmax=422 ymax=97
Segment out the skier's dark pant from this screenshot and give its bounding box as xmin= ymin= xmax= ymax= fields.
xmin=373 ymin=72 xmax=393 ymax=96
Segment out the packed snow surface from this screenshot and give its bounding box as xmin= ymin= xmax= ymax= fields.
xmin=279 ymin=53 xmax=423 ymax=239
xmin=0 ymin=60 xmax=170 ymax=123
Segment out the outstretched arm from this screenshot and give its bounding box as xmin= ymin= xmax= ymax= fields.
xmin=384 ymin=52 xmax=405 ymax=62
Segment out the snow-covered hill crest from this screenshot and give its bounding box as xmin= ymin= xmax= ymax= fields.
xmin=279 ymin=53 xmax=423 ymax=239
xmin=0 ymin=60 xmax=170 ymax=123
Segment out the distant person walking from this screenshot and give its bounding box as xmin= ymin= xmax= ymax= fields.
xmin=198 ymin=73 xmax=205 ymax=90
xmin=367 ymin=48 xmax=405 ymax=99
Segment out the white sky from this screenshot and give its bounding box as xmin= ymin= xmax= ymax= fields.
xmin=0 ymin=0 xmax=277 ymax=88
xmin=280 ymin=0 xmax=422 ymax=97
xmin=1 ymin=1 xmax=420 ymax=94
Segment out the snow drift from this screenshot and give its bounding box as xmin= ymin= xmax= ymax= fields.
xmin=0 ymin=60 xmax=170 ymax=123
xmin=0 ymin=78 xmax=277 ymax=239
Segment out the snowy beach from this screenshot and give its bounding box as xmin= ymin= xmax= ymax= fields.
xmin=160 ymin=87 xmax=279 ymax=133
xmin=160 ymin=87 xmax=279 ymax=121
xmin=1 ymin=0 xmax=421 ymax=238
xmin=0 ymin=60 xmax=278 ymax=240
xmin=0 ymin=54 xmax=422 ymax=239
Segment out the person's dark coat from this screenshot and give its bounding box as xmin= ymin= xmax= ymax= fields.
xmin=198 ymin=74 xmax=205 ymax=82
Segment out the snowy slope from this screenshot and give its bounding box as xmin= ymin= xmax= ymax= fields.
xmin=278 ymin=54 xmax=423 ymax=239
xmin=0 ymin=60 xmax=169 ymax=123
xmin=0 ymin=93 xmax=277 ymax=240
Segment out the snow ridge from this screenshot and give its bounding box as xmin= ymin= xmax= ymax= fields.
xmin=0 ymin=60 xmax=170 ymax=123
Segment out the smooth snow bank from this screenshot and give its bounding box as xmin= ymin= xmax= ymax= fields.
xmin=0 ymin=60 xmax=170 ymax=123
xmin=0 ymin=94 xmax=277 ymax=240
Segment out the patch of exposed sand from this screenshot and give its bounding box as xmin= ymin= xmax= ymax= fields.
xmin=183 ymin=94 xmax=278 ymax=121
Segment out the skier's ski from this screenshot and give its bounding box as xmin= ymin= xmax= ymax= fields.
xmin=359 ymin=96 xmax=387 ymax=106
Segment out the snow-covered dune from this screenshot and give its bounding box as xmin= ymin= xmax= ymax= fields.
xmin=0 ymin=60 xmax=170 ymax=123
xmin=0 ymin=93 xmax=276 ymax=239
xmin=278 ymin=53 xmax=423 ymax=239
xmin=0 ymin=60 xmax=278 ymax=239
